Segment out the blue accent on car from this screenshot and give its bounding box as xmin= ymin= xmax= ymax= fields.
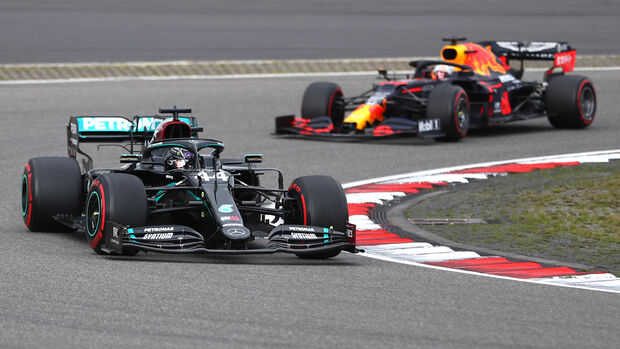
xmin=202 ymin=143 xmax=224 ymax=148
xmin=148 ymin=143 xmax=187 ymax=149
xmin=128 ymin=228 xmax=136 ymax=241
xmin=218 ymin=204 xmax=233 ymax=213
xmin=77 ymin=117 xmax=133 ymax=132
xmin=86 ymin=191 xmax=100 ymax=237
xmin=187 ymin=191 xmax=200 ymax=201
xmin=154 ymin=182 xmax=177 ymax=202
xmin=77 ymin=116 xmax=193 ymax=133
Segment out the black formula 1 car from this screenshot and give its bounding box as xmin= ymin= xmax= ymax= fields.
xmin=22 ymin=108 xmax=357 ymax=259
xmin=275 ymin=38 xmax=597 ymax=142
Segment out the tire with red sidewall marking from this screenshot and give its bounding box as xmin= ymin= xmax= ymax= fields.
xmin=427 ymin=84 xmax=470 ymax=142
xmin=301 ymin=82 xmax=345 ymax=128
xmin=546 ymin=75 xmax=596 ymax=129
xmin=85 ymin=173 xmax=146 ymax=255
xmin=286 ymin=175 xmax=348 ymax=259
xmin=22 ymin=157 xmax=82 ymax=232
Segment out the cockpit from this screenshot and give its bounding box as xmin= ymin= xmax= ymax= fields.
xmin=140 ymin=139 xmax=224 ymax=172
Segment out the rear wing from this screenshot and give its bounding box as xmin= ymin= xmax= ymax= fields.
xmin=478 ymin=41 xmax=577 ymax=74
xmin=67 ymin=115 xmax=199 ymax=170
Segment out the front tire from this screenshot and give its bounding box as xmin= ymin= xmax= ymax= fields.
xmin=286 ymin=175 xmax=348 ymax=259
xmin=427 ymin=84 xmax=470 ymax=142
xmin=546 ymin=75 xmax=596 ymax=128
xmin=22 ymin=157 xmax=83 ymax=232
xmin=301 ymin=82 xmax=345 ymax=129
xmin=85 ymin=173 xmax=147 ymax=255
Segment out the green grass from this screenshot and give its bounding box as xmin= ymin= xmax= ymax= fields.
xmin=407 ymin=161 xmax=620 ymax=275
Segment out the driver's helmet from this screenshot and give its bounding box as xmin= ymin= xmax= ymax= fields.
xmin=152 ymin=118 xmax=192 ymax=142
xmin=164 ymin=147 xmax=194 ymax=170
xmin=432 ymin=64 xmax=455 ymax=80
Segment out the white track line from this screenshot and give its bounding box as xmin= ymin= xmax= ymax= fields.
xmin=0 ymin=66 xmax=619 ymax=85
xmin=365 ymin=253 xmax=620 ymax=294
xmin=343 ymin=149 xmax=620 ymax=189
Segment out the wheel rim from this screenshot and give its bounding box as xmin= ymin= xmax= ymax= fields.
xmin=580 ymin=85 xmax=595 ymax=121
xmin=455 ymin=97 xmax=469 ymax=132
xmin=86 ymin=191 xmax=101 ymax=237
xmin=21 ymin=174 xmax=28 ymax=216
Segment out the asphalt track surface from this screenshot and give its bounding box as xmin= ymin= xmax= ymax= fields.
xmin=1 ymin=69 xmax=619 ymax=348
xmin=2 ymin=0 xmax=620 ymax=63
xmin=2 ymin=1 xmax=620 ymax=348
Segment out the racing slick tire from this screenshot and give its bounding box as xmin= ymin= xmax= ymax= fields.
xmin=286 ymin=175 xmax=348 ymax=259
xmin=301 ymin=82 xmax=345 ymax=129
xmin=546 ymin=75 xmax=596 ymax=129
xmin=22 ymin=157 xmax=83 ymax=232
xmin=85 ymin=173 xmax=147 ymax=255
xmin=427 ymin=84 xmax=470 ymax=142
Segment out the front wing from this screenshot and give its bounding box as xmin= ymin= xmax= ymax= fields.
xmin=274 ymin=115 xmax=444 ymax=140
xmin=102 ymin=222 xmax=359 ymax=255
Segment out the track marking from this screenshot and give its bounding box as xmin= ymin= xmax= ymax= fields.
xmin=344 ymin=149 xmax=620 ymax=294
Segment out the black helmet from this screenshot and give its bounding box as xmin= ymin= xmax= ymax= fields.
xmin=164 ymin=147 xmax=194 ymax=170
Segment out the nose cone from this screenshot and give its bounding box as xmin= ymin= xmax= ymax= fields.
xmin=344 ymin=104 xmax=386 ymax=130
xmin=223 ymin=226 xmax=251 ymax=240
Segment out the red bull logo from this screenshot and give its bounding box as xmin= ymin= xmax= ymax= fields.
xmin=344 ymin=103 xmax=386 ymax=130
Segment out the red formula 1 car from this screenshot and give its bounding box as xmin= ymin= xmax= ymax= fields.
xmin=275 ymin=38 xmax=596 ymax=142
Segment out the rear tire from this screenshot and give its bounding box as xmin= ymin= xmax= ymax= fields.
xmin=301 ymin=82 xmax=345 ymax=128
xmin=427 ymin=84 xmax=470 ymax=142
xmin=85 ymin=173 xmax=147 ymax=255
xmin=286 ymin=176 xmax=348 ymax=259
xmin=22 ymin=157 xmax=83 ymax=232
xmin=546 ymin=75 xmax=596 ymax=128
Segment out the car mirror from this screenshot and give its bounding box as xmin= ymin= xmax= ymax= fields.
xmin=120 ymin=154 xmax=141 ymax=163
xmin=244 ymin=154 xmax=263 ymax=163
xmin=378 ymin=68 xmax=389 ymax=80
